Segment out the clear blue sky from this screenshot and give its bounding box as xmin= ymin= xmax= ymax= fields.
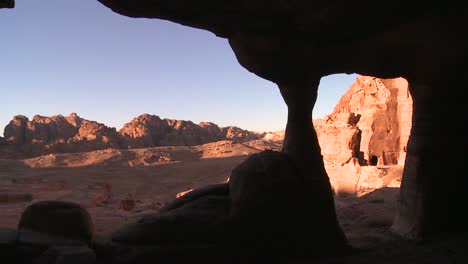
xmin=0 ymin=0 xmax=357 ymax=134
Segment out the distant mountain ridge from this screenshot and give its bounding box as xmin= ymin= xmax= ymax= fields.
xmin=1 ymin=113 xmax=262 ymax=158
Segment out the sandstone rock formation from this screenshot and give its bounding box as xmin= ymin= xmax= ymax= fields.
xmin=3 ymin=113 xmax=121 ymax=157
xmin=18 ymin=200 xmax=94 ymax=244
xmin=315 ymin=113 xmax=361 ymax=166
xmin=229 ymin=150 xmax=347 ymax=255
xmin=119 ymin=114 xmax=259 ymax=148
xmin=330 ymin=76 xmax=412 ymax=166
xmin=2 ymin=113 xmax=261 ymax=158
xmin=316 ymin=76 xmax=412 ymax=166
xmin=312 ymin=76 xmax=411 ymax=197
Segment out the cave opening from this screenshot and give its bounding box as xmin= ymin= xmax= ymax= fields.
xmin=369 ymin=155 xmax=378 ymax=166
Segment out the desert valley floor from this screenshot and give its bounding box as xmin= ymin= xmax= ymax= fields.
xmin=4 ymin=141 xmax=467 ymax=263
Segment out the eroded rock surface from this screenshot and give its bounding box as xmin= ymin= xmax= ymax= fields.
xmin=4 ymin=113 xmax=121 ymax=157
xmin=318 ymin=76 xmax=412 ymax=166
xmin=2 ymin=113 xmax=261 ymax=158
xmin=18 ymin=200 xmax=94 ymax=244
xmin=119 ymin=113 xmax=259 ymax=148
xmin=315 ymin=113 xmax=361 ymax=165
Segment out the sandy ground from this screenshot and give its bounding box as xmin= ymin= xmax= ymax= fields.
xmin=1 ymin=141 xmax=466 ymax=263
xmin=0 ymin=141 xmax=256 ymax=235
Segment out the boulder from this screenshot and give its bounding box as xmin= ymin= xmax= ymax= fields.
xmin=111 ymin=195 xmax=230 ymax=245
xmin=159 ymin=183 xmax=229 ymax=213
xmin=18 ymin=200 xmax=94 ymax=245
xmin=229 ymin=150 xmax=348 ymax=256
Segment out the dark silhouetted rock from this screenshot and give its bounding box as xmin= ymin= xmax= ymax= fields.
xmin=0 ymin=228 xmax=18 ymax=261
xmin=112 ymin=195 xmax=230 ymax=245
xmin=159 ymin=183 xmax=229 ymax=213
xmin=229 ymin=150 xmax=348 ymax=256
xmin=18 ymin=200 xmax=94 ymax=244
xmin=34 ymin=245 xmax=96 ymax=264
xmin=0 ymin=0 xmax=14 ymax=8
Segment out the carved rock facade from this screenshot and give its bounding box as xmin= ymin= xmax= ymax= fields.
xmin=317 ymin=75 xmax=412 ymax=166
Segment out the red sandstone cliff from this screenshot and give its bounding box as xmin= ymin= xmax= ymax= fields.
xmin=317 ymin=75 xmax=412 ymax=166
xmin=2 ymin=113 xmax=261 ymax=158
xmin=3 ymin=113 xmax=122 ymax=157
xmin=119 ymin=114 xmax=260 ymax=148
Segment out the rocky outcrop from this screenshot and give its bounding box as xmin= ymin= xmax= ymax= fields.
xmin=229 ymin=150 xmax=347 ymax=255
xmin=315 ymin=113 xmax=361 ymax=166
xmin=3 ymin=113 xmax=121 ymax=157
xmin=318 ymin=76 xmax=412 ymax=166
xmin=2 ymin=113 xmax=260 ymax=158
xmin=119 ymin=113 xmax=260 ymax=148
xmin=4 ymin=115 xmax=29 ymax=144
xmin=18 ymin=200 xmax=94 ymax=244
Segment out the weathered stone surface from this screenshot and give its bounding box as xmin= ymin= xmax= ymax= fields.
xmin=2 ymin=113 xmax=261 ymax=158
xmin=229 ymin=150 xmax=301 ymax=219
xmin=18 ymin=200 xmax=94 ymax=244
xmin=159 ymin=183 xmax=229 ymax=213
xmin=119 ymin=113 xmax=260 ymax=148
xmin=3 ymin=113 xmax=121 ymax=157
xmin=4 ymin=115 xmax=29 ymax=144
xmin=315 ymin=114 xmax=361 ymax=165
xmin=328 ymin=158 xmax=403 ymax=197
xmin=332 ymin=76 xmax=412 ymax=165
xmin=321 ymin=76 xmax=412 ymax=166
xmin=229 ymin=150 xmax=348 ymax=255
xmin=111 ymin=195 xmax=230 ymax=244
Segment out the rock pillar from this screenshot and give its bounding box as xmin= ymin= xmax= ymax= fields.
xmin=278 ymin=77 xmax=347 ymax=251
xmin=393 ymin=77 xmax=466 ymax=239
